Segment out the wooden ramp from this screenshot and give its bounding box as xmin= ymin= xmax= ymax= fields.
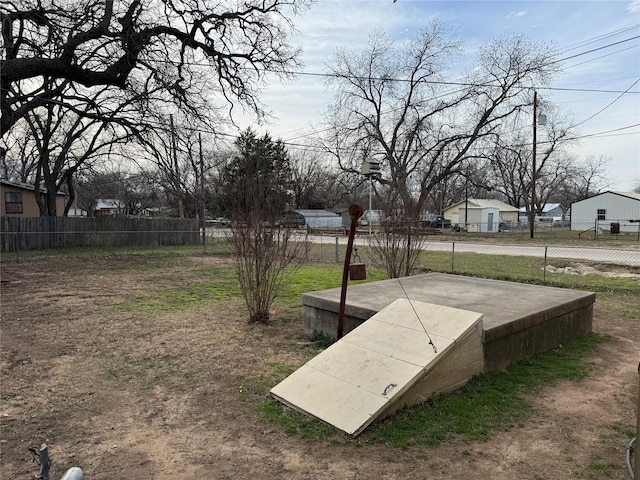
xmin=270 ymin=299 xmax=484 ymax=436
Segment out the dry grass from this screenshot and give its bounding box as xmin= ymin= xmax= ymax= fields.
xmin=1 ymin=251 xmax=638 ymax=480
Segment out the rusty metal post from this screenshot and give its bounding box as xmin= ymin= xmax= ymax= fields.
xmin=337 ymin=204 xmax=363 ymax=339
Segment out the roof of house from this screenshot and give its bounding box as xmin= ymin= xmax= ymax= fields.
xmin=518 ymin=203 xmax=562 ymax=213
xmin=96 ymin=199 xmax=125 ymax=209
xmin=612 ymin=191 xmax=640 ymax=201
xmin=571 ymin=191 xmax=640 ymax=205
xmin=295 ymin=209 xmax=339 ymax=218
xmin=444 ymin=199 xmax=519 ymax=212
xmin=1 ymin=179 xmax=67 ymax=196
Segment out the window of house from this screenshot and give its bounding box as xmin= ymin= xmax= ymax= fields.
xmin=597 ymin=209 xmax=606 ymax=220
xmin=5 ymin=191 xmax=23 ymax=214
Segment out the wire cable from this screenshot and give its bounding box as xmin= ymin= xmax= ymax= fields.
xmin=396 ymin=278 xmax=437 ymax=353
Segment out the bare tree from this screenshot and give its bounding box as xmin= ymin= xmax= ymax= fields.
xmin=149 ymin=115 xmax=205 ymax=219
xmin=288 ymin=145 xmax=365 ymax=209
xmin=320 ymin=23 xmax=559 ymax=221
xmin=219 ymin=129 xmax=300 ymax=324
xmin=551 ymin=155 xmax=610 ymax=214
xmin=1 ymin=0 xmax=309 ymax=137
xmin=0 ymin=123 xmax=39 ymax=182
xmin=76 ymin=168 xmax=160 ymax=217
xmin=369 ymin=188 xmax=427 ymax=278
xmin=18 ymin=81 xmax=142 ymax=216
xmin=480 ymin=99 xmax=576 ymax=215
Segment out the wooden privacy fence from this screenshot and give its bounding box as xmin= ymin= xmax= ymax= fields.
xmin=0 ymin=217 xmax=199 ymax=252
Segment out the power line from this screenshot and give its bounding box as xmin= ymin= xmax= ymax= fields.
xmin=563 ymin=44 xmax=640 ymax=71
xmin=571 ymin=78 xmax=640 ymax=128
xmin=556 ymin=24 xmax=640 ymax=55
xmin=551 ymin=34 xmax=640 ymax=64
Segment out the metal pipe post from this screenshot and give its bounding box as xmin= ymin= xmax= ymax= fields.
xmin=337 ymin=204 xmax=363 ymax=339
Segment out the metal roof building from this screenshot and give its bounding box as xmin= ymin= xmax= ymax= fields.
xmin=570 ymin=191 xmax=640 ymax=233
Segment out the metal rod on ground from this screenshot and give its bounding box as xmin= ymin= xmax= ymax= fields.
xmin=544 ymin=246 xmax=548 ymax=283
xmin=337 ymin=204 xmax=364 ymax=339
xmin=35 ymin=443 xmax=51 ymax=480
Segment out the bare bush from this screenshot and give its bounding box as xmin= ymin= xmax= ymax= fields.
xmin=369 ymin=195 xmax=426 ymax=278
xmin=220 ymin=129 xmax=300 ymax=324
xmin=228 ymin=215 xmax=300 ymax=324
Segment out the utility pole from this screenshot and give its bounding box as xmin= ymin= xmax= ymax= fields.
xmin=530 ymin=90 xmax=538 ymax=239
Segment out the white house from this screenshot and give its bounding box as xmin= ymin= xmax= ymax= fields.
xmin=361 ymin=209 xmax=383 ymax=226
xmin=458 ymin=206 xmax=500 ymax=232
xmin=95 ymin=199 xmax=126 ymax=216
xmin=443 ymin=199 xmax=519 ymax=226
xmin=570 ymin=191 xmax=640 ymax=233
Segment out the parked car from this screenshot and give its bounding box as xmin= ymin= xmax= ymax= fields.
xmin=423 ymin=215 xmax=451 ymax=228
xmin=436 ymin=216 xmax=452 ymax=228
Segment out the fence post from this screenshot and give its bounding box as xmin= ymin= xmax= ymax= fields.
xmin=305 ymin=233 xmax=310 ymax=261
xmin=335 ymin=235 xmax=339 ymax=264
xmin=451 ymin=242 xmax=455 ymax=273
xmin=543 ymin=246 xmax=548 ymax=283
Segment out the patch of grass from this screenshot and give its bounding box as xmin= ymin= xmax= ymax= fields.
xmin=419 ymin=250 xmax=640 ymax=298
xmin=258 ymin=400 xmax=337 ymax=440
xmin=595 ymin=292 xmax=640 ymax=320
xmin=605 ymin=421 xmax=636 ymax=439
xmin=255 ymin=333 xmax=607 ymax=448
xmin=420 ymin=251 xmax=547 ymax=283
xmin=277 ymin=264 xmax=387 ymax=300
xmin=238 ymin=362 xmax=342 ymax=441
xmin=579 ymin=454 xmax=618 ymax=478
xmin=118 ymin=265 xmax=241 ymax=316
xmin=307 ymin=330 xmax=336 ymax=349
xmin=362 ymin=333 xmax=607 ymax=449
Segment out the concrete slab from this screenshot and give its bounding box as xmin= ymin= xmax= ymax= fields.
xmin=271 ymin=299 xmax=483 ymax=435
xmin=302 ymin=273 xmax=594 ymax=371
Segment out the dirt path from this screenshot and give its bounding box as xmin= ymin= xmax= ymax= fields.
xmin=1 ymin=254 xmax=638 ymax=480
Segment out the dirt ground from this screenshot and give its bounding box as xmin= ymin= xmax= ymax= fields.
xmin=1 ymin=253 xmax=638 ymax=480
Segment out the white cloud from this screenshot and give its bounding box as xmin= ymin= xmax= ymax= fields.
xmin=627 ymin=0 xmax=640 ymax=13
xmin=508 ymin=10 xmax=527 ymax=18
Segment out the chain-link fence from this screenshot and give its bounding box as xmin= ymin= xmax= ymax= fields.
xmin=3 ymin=226 xmax=638 ymax=285
xmin=295 ymin=232 xmax=640 ymax=285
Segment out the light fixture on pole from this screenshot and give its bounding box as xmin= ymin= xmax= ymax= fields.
xmin=361 ymin=157 xmax=381 ymax=235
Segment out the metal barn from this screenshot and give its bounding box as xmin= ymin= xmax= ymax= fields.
xmin=570 ymin=191 xmax=640 ymax=233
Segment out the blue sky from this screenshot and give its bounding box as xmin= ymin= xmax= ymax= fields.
xmin=238 ymin=0 xmax=640 ymax=191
